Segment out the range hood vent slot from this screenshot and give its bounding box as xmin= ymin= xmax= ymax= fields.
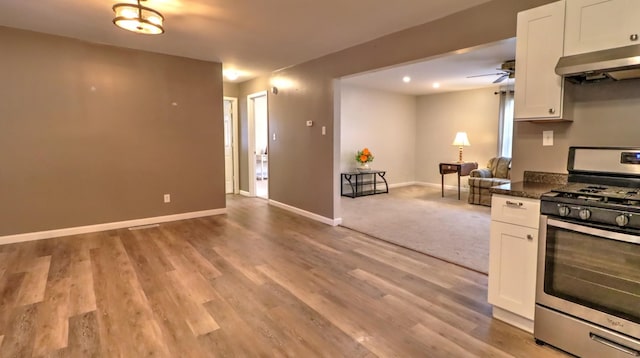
xmin=555 ymin=44 xmax=640 ymax=83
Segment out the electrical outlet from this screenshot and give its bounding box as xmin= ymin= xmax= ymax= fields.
xmin=164 ymin=194 xmax=171 ymax=203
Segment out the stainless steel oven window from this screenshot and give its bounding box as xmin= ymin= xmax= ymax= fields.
xmin=543 ymin=223 xmax=640 ymax=325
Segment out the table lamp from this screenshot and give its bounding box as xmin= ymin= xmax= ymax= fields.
xmin=452 ymin=132 xmax=470 ymax=163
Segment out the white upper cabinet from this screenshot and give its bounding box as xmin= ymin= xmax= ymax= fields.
xmin=514 ymin=1 xmax=568 ymax=121
xmin=564 ymin=0 xmax=640 ymax=56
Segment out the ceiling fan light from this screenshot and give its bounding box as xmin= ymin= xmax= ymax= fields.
xmin=113 ymin=1 xmax=164 ymax=35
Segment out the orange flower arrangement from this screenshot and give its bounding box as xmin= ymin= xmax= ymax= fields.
xmin=355 ymin=147 xmax=374 ymax=164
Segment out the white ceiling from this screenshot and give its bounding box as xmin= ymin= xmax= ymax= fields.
xmin=342 ymin=38 xmax=516 ymax=96
xmin=0 ymin=0 xmax=492 ymax=82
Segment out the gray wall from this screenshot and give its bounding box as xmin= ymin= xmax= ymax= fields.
xmin=0 ymin=26 xmax=225 ymax=236
xmin=223 ymin=82 xmax=240 ymax=98
xmin=511 ymin=79 xmax=640 ymax=181
xmin=340 ymin=84 xmax=417 ymax=184
xmin=416 ymin=87 xmax=501 ymax=187
xmin=238 ymin=0 xmax=554 ymax=219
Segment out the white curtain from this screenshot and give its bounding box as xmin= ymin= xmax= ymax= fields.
xmin=498 ymin=90 xmax=514 ymax=158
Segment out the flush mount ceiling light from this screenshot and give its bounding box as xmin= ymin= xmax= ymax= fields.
xmin=113 ymin=0 xmax=164 ymax=35
xmin=223 ymin=70 xmax=240 ymax=81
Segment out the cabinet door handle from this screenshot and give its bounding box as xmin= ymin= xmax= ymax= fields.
xmin=527 ymin=234 xmax=534 ymax=241
xmin=631 ymin=34 xmax=639 ymax=41
xmin=548 ymin=108 xmax=555 ymax=114
xmin=506 ymin=200 xmax=523 ymax=208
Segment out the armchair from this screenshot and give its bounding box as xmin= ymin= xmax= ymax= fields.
xmin=468 ymin=157 xmax=511 ymax=206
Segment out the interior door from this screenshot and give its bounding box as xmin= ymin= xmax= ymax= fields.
xmin=224 ymin=99 xmax=234 ymax=194
xmin=247 ymin=91 xmax=268 ymax=197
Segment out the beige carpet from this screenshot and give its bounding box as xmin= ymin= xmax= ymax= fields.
xmin=340 ymin=185 xmax=491 ymax=274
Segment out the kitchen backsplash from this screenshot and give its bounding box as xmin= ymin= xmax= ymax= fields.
xmin=511 ymin=78 xmax=640 ymax=182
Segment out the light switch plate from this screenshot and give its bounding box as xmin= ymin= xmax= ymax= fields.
xmin=543 ymin=130 xmax=553 ymax=146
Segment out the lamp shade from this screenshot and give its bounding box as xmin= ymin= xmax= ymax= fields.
xmin=113 ymin=0 xmax=164 ymax=35
xmin=452 ymin=132 xmax=470 ymax=147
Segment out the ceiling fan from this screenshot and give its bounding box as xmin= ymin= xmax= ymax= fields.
xmin=467 ymin=60 xmax=515 ymax=83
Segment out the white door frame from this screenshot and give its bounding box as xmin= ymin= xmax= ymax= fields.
xmin=247 ymin=91 xmax=268 ymax=197
xmin=333 ymin=79 xmax=342 ymax=224
xmin=224 ymin=96 xmax=239 ymax=194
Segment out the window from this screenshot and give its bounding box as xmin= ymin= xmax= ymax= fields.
xmin=498 ymin=90 xmax=514 ymax=158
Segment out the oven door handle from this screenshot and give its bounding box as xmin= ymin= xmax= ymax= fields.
xmin=547 ymin=218 xmax=640 ymax=245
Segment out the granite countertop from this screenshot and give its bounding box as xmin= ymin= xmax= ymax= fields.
xmin=490 ymin=181 xmax=563 ymax=199
xmin=489 ymin=171 xmax=568 ymax=199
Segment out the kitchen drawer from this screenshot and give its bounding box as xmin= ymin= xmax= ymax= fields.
xmin=491 ymin=194 xmax=541 ymax=229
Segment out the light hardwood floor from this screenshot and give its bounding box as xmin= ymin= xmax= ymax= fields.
xmin=0 ymin=195 xmax=568 ymax=357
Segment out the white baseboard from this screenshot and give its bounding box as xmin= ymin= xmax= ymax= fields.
xmin=0 ymin=208 xmax=227 ymax=245
xmin=415 ymin=181 xmax=470 ymax=192
xmin=388 ymin=181 xmax=417 ymax=189
xmin=268 ymin=200 xmax=341 ymax=226
xmin=239 ymin=190 xmax=251 ymax=197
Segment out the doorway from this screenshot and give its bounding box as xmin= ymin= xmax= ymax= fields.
xmin=247 ymin=91 xmax=269 ymax=198
xmin=223 ymin=97 xmax=239 ymax=194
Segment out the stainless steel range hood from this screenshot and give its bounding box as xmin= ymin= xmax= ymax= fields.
xmin=555 ymin=44 xmax=640 ymax=83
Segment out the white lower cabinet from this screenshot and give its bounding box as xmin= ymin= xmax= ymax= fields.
xmin=488 ymin=195 xmax=540 ymax=333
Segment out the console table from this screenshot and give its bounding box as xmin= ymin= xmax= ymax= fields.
xmin=439 ymin=162 xmax=478 ymax=200
xmin=341 ymin=170 xmax=389 ymax=198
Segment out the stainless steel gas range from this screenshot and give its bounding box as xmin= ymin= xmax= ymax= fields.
xmin=535 ymin=147 xmax=640 ymax=358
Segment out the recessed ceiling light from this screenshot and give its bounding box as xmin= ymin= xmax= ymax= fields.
xmin=433 ymin=82 xmax=441 ymax=89
xmin=402 ymin=76 xmax=411 ymax=83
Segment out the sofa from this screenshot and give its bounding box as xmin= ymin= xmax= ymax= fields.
xmin=468 ymin=157 xmax=511 ymax=206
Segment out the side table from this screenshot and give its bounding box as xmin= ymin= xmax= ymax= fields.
xmin=341 ymin=170 xmax=389 ymax=198
xmin=439 ymin=162 xmax=478 ymax=200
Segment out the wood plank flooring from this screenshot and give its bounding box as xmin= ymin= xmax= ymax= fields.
xmin=0 ymin=195 xmax=568 ymax=357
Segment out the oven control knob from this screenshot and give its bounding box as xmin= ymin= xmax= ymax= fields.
xmin=558 ymin=206 xmax=570 ymax=217
xmin=615 ymin=214 xmax=629 ymax=227
xmin=579 ymin=209 xmax=591 ymax=220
